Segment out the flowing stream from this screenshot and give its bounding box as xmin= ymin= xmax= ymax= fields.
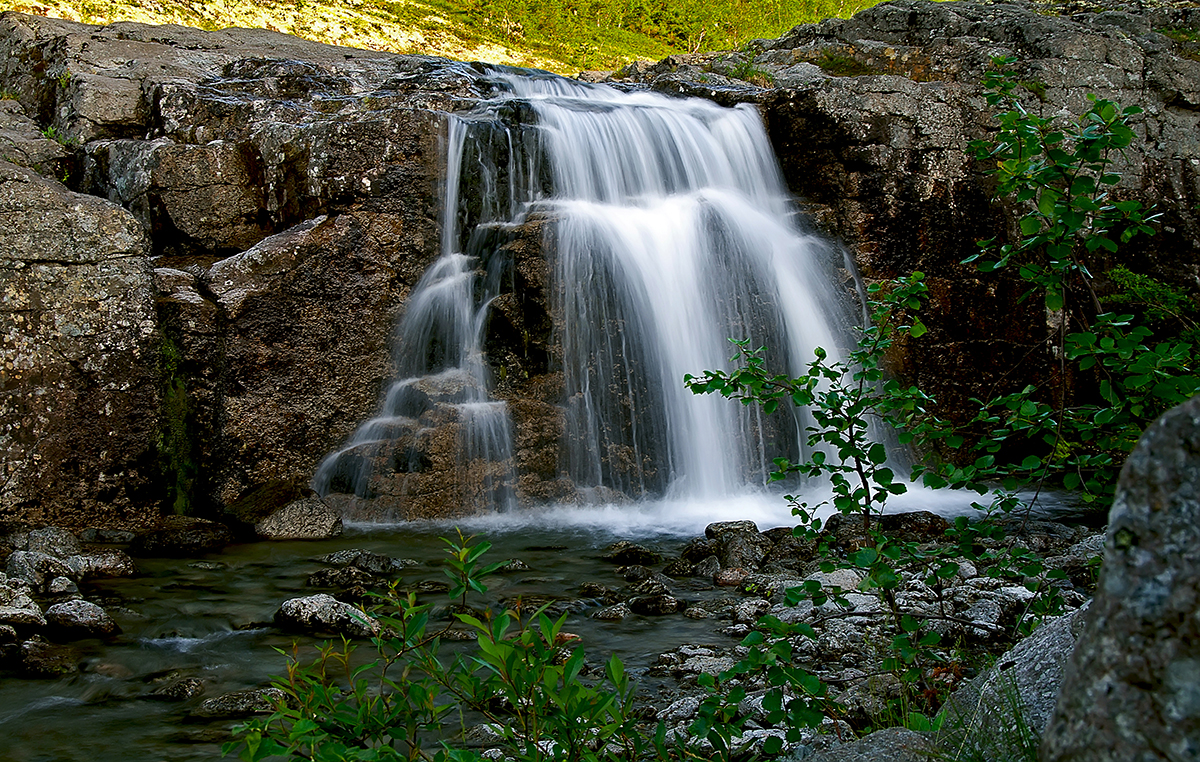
xmin=314 ymin=71 xmax=848 ymax=514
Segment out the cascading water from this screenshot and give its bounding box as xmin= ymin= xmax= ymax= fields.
xmin=315 ymin=70 xmax=848 ymax=519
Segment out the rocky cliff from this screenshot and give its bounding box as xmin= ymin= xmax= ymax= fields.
xmin=2 ymin=1 xmax=1198 ymax=527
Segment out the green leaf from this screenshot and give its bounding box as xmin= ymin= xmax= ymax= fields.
xmin=1019 ymin=216 xmax=1042 ymax=236
xmin=909 ymin=319 xmax=928 ymax=338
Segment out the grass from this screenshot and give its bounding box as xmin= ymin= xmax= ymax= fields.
xmin=0 ymin=0 xmax=887 ymax=74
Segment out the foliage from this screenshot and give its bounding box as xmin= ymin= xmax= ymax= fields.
xmin=14 ymin=0 xmax=884 ymax=74
xmin=957 ymin=56 xmax=1200 ymax=506
xmin=225 ymin=534 xmax=653 ymax=762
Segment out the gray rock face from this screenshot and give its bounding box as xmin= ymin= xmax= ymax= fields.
xmin=0 ymin=160 xmax=157 ymax=529
xmin=254 ymin=498 xmax=343 ymax=540
xmin=802 ymin=727 xmax=933 ymax=762
xmin=25 ymin=527 xmax=81 ymax=558
xmin=1042 ymin=396 xmax=1200 ymax=761
xmin=938 ymin=604 xmax=1089 ymax=760
xmin=0 ymin=571 xmax=44 ymax=628
xmin=274 ymin=593 xmax=379 ymax=638
xmin=45 ymin=599 xmax=120 ymax=638
xmin=6 ymin=550 xmax=75 ymax=591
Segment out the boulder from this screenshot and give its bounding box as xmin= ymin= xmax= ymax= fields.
xmin=9 ymin=637 xmax=79 ymax=677
xmin=6 ymin=551 xmax=75 ymax=591
xmin=0 ymin=572 xmax=44 ymax=628
xmin=130 ymin=517 xmax=233 ymax=557
xmin=938 ymin=604 xmax=1089 ymax=759
xmin=716 ymin=530 xmax=774 ymax=570
xmin=44 ymin=600 xmax=121 ymax=638
xmin=25 ymin=527 xmax=81 ymax=559
xmin=274 ymin=594 xmax=379 ymax=638
xmin=254 ymin=498 xmax=343 ymax=540
xmin=65 ymin=550 xmax=138 ymax=579
xmin=601 ymin=541 xmax=662 ymax=566
xmin=705 ymin=520 xmax=759 ymax=539
xmin=1042 ymin=396 xmax=1200 ymax=761
xmin=628 ymin=595 xmax=681 ymax=616
xmin=148 ymin=677 xmax=205 ymax=701
xmin=0 ymin=160 xmax=158 ymax=529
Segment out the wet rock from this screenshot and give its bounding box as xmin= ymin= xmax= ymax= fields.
xmin=659 ymin=695 xmax=701 ymax=722
xmin=0 ymin=573 xmax=44 ymax=628
xmin=44 ymin=600 xmax=121 ymax=638
xmin=1042 ymin=397 xmax=1200 ymax=761
xmin=77 ymin=528 xmax=137 ymax=544
xmin=693 ymin=555 xmax=721 ymax=579
xmin=274 ymin=594 xmax=379 ymax=638
xmin=717 ymin=530 xmax=773 ymax=570
xmin=254 ymin=498 xmax=343 ymax=540
xmin=578 ymin=582 xmax=623 ymax=605
xmin=65 ymin=550 xmax=138 ymax=579
xmin=705 ymin=520 xmax=759 ymax=539
xmin=0 ymin=624 xmax=16 ymax=644
xmin=191 ymin=687 xmax=285 ymax=719
xmin=732 ymin=598 xmax=772 ymax=625
xmin=130 ymin=517 xmax=233 ymax=557
xmin=624 ymin=577 xmax=672 ymax=598
xmin=46 ymin=576 xmax=80 ymax=599
xmin=307 ymin=566 xmax=381 ymax=590
xmin=662 ymin=557 xmax=694 ymax=577
xmin=628 ymin=595 xmax=681 ymax=616
xmin=149 ymin=678 xmax=206 ymax=701
xmin=6 ymin=551 xmax=75 ymax=591
xmin=12 ymin=637 xmax=79 ymax=677
xmin=820 ymin=511 xmax=950 ymax=550
xmin=680 ymin=537 xmax=722 ymax=564
xmin=941 ymin=604 xmax=1089 ymax=761
xmin=591 ymin=602 xmax=632 ymax=621
xmin=714 ymin=567 xmax=750 ymax=587
xmin=602 ymin=541 xmax=662 ymax=566
xmin=26 ymin=527 xmax=82 ymax=558
xmin=318 ymin=549 xmax=411 ymax=575
xmin=497 ymin=559 xmax=531 ymax=572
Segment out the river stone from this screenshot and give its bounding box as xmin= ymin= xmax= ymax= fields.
xmin=1042 ymin=396 xmax=1200 ymax=761
xmin=319 ymin=549 xmax=410 ymax=575
xmin=13 ymin=637 xmax=79 ymax=677
xmin=149 ymin=677 xmax=206 ymax=701
xmin=274 ymin=594 xmax=379 ymax=638
xmin=939 ymin=604 xmax=1089 ymax=759
xmin=46 ymin=576 xmax=79 ymax=598
xmin=591 ymin=602 xmax=632 ymax=621
xmin=191 ymin=687 xmax=285 ymax=719
xmin=26 ymin=527 xmax=82 ymax=558
xmin=307 ymin=566 xmax=380 ymax=590
xmin=45 ymin=600 xmax=121 ymax=638
xmin=130 ymin=517 xmax=233 ymax=557
xmin=602 ymin=541 xmax=662 ymax=566
xmin=705 ymin=520 xmax=759 ymax=538
xmin=6 ymin=551 xmax=75 ymax=590
xmin=717 ymin=529 xmax=773 ymax=570
xmin=628 ymin=595 xmax=681 ymax=616
xmin=66 ymin=550 xmax=138 ymax=579
xmin=714 ymin=567 xmax=749 ymax=587
xmin=693 ymin=555 xmax=721 ymax=579
xmin=254 ymin=498 xmax=343 ymax=540
xmin=77 ymin=528 xmax=137 ymax=544
xmin=680 ymin=537 xmax=721 ymax=563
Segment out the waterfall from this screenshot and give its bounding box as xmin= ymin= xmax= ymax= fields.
xmin=314 ymin=70 xmax=847 ymax=519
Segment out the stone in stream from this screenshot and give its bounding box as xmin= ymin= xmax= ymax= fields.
xmin=191 ymin=687 xmax=285 ymax=719
xmin=628 ymin=595 xmax=682 ymax=616
xmin=601 ymin=541 xmax=662 ymax=566
xmin=254 ymin=497 xmax=343 ymax=540
xmin=1042 ymin=396 xmax=1200 ymax=761
xmin=25 ymin=527 xmax=82 ymax=559
xmin=591 ymin=602 xmax=632 ymax=621
xmin=274 ymin=594 xmax=379 ymax=638
xmin=44 ymin=600 xmax=121 ymax=638
xmin=0 ymin=572 xmax=45 ymax=628
xmin=8 ymin=637 xmax=80 ymax=677
xmin=129 ymin=517 xmax=233 ymax=557
xmin=65 ymin=550 xmax=138 ymax=580
xmin=705 ymin=520 xmax=759 ymax=539
xmin=5 ymin=551 xmax=75 ymax=591
xmin=149 ymin=678 xmax=206 ymax=701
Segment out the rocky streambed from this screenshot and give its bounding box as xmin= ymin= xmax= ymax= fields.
xmin=0 ymin=507 xmax=1104 ymax=762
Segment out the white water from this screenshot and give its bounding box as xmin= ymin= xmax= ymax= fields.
xmin=316 ymin=71 xmax=850 ymax=517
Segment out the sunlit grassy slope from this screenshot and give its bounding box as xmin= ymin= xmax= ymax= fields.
xmin=1 ymin=0 xmax=882 ymax=73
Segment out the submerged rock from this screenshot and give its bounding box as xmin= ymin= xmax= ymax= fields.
xmin=602 ymin=541 xmax=662 ymax=566
xmin=191 ymin=687 xmax=285 ymax=719
xmin=149 ymin=677 xmax=206 ymax=701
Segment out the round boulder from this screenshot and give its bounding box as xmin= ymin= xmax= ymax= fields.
xmin=274 ymin=594 xmax=379 ymax=638
xmin=45 ymin=600 xmax=121 ymax=638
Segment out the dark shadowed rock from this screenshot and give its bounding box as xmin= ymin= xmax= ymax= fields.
xmin=602 ymin=541 xmax=662 ymax=566
xmin=1042 ymin=396 xmax=1200 ymax=761
xmin=25 ymin=527 xmax=81 ymax=559
xmin=65 ymin=550 xmax=138 ymax=579
xmin=130 ymin=517 xmax=233 ymax=557
xmin=6 ymin=551 xmax=74 ymax=591
xmin=705 ymin=520 xmax=759 ymax=539
xmin=717 ymin=529 xmax=773 ymax=570
xmin=149 ymin=677 xmax=205 ymax=701
xmin=629 ymin=595 xmax=681 ymax=616
xmin=9 ymin=637 xmax=79 ymax=677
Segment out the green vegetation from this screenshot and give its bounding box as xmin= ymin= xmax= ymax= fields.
xmin=813 ymin=51 xmax=877 ymax=77
xmin=3 ymin=0 xmax=882 ymax=73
